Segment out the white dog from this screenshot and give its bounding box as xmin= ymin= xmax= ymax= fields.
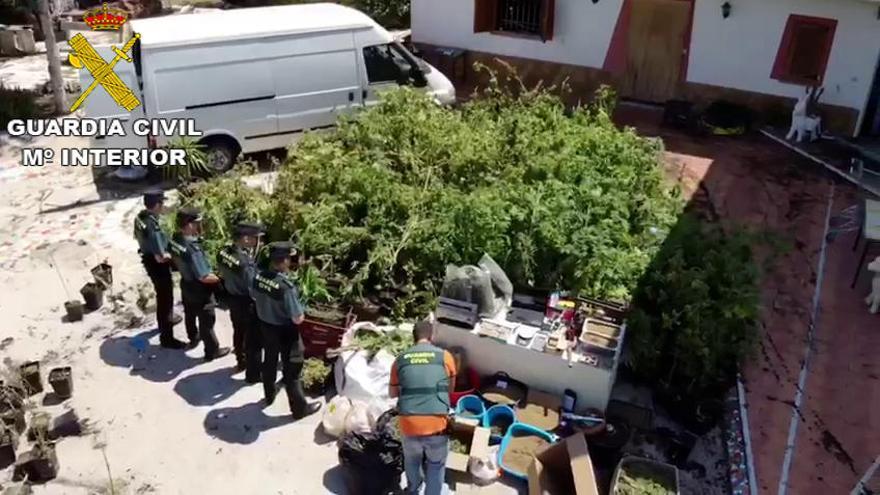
xmin=786 ymin=86 xmax=823 ymax=143
xmin=865 ymin=256 xmax=880 ymax=314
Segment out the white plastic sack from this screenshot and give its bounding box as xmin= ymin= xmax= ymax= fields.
xmin=479 ymin=253 xmax=513 ymax=300
xmin=322 ymin=396 xmax=353 ymax=438
xmin=469 ymin=445 xmax=501 ymax=485
xmin=345 ymin=399 xmax=376 ymax=435
xmin=334 ymin=322 xmax=399 ymax=412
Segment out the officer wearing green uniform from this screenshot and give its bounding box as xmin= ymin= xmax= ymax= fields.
xmin=217 ymin=222 xmax=263 ymax=381
xmin=251 ymin=241 xmax=321 ymax=419
xmin=169 ymin=207 xmax=230 ymax=361
xmin=390 ymin=320 xmax=456 ymax=495
xmin=133 ymin=190 xmax=185 ymax=349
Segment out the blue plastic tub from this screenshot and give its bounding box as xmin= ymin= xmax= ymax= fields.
xmin=498 ymin=423 xmax=558 ymax=480
xmin=455 ymin=394 xmax=486 ymax=421
xmin=483 ymin=404 xmax=517 ymax=443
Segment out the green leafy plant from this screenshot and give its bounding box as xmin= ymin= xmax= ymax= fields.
xmin=0 ymin=83 xmax=39 ymax=129
xmin=302 ymin=358 xmax=330 ymax=392
xmin=163 ymin=137 xmax=210 ymax=183
xmin=627 ymin=214 xmax=761 ymax=421
xmin=182 ymin=68 xmax=682 ymax=316
xmin=353 ymin=329 xmax=413 ymax=359
xmin=292 ymin=264 xmax=331 ymax=307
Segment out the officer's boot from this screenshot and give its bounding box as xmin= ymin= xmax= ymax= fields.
xmin=289 ymin=380 xmax=321 ymax=419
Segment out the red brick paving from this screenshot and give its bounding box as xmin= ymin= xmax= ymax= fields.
xmin=613 ymin=103 xmax=877 ymax=495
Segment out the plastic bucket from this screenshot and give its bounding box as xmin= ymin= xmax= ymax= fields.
xmin=450 ymin=367 xmax=481 ymax=407
xmin=64 ymin=300 xmax=84 ymax=322
xmin=80 ymin=282 xmax=104 ymax=311
xmin=498 ymin=423 xmax=557 ymax=480
xmin=483 ymin=404 xmax=516 ymax=443
xmin=454 ymin=394 xmax=486 ymax=421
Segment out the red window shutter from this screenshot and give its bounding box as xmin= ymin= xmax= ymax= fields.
xmin=540 ymin=0 xmax=556 ymax=42
xmin=771 ymin=14 xmax=837 ymax=85
xmin=474 ymin=0 xmax=498 ymax=33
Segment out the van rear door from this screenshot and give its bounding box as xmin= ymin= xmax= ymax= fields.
xmin=80 ymin=46 xmax=147 ymax=150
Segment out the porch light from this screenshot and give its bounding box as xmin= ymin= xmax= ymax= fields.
xmin=722 ymin=1 xmax=731 ymax=19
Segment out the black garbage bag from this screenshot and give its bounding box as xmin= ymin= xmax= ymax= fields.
xmin=338 ymin=409 xmax=402 ymax=495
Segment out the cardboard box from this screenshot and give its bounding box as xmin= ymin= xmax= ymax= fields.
xmin=447 ymin=418 xmax=491 ymax=473
xmin=527 ymin=434 xmax=599 ymax=495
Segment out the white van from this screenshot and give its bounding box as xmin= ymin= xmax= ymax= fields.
xmin=83 ymin=3 xmax=456 ymax=174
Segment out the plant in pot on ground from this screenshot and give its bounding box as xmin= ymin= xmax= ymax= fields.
xmin=302 ymin=358 xmax=330 ymax=396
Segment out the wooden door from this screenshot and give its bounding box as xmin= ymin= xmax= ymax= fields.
xmin=621 ymin=0 xmax=691 ymax=102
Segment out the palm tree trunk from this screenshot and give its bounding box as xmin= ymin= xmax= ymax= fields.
xmin=36 ymin=0 xmax=68 ymax=114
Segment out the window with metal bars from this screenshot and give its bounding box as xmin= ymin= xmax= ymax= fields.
xmin=473 ymin=0 xmax=556 ymax=41
xmin=497 ymin=0 xmax=542 ymax=35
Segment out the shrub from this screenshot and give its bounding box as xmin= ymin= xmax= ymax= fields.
xmin=163 ymin=137 xmax=210 ymax=183
xmin=0 ymin=84 xmax=39 ymax=129
xmin=265 ymin=76 xmax=681 ymax=315
xmin=627 ymin=214 xmax=761 ymax=417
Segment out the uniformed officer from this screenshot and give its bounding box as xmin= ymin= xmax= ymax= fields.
xmin=217 ymin=221 xmax=264 ymax=381
xmin=133 ymin=190 xmax=186 ymax=349
xmin=169 ymin=207 xmax=230 ymax=361
xmin=252 ymin=241 xmax=321 ymax=419
xmin=389 ymin=320 xmax=456 ymax=495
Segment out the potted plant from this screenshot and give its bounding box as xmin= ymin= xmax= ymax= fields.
xmin=302 ymin=358 xmax=331 ymax=397
xmin=47 ymin=367 xmax=73 ymax=399
xmin=0 ymin=424 xmax=18 ymax=469
xmin=19 ymin=362 xmax=42 ymax=396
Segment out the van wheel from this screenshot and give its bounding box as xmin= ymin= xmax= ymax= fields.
xmin=203 ymin=140 xmax=237 ymax=173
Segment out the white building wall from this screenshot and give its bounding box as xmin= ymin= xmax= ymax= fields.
xmin=413 ymin=0 xmax=880 ymax=117
xmin=411 ymin=0 xmax=622 ymax=70
xmin=687 ymin=0 xmax=880 ymax=112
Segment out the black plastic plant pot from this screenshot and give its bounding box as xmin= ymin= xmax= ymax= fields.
xmin=48 ymin=367 xmax=73 ymax=399
xmin=79 ymin=282 xmax=104 ymax=311
xmin=24 ymin=442 xmax=58 ymax=483
xmin=0 ymin=427 xmax=18 ymax=469
xmin=64 ymin=300 xmax=84 ymax=322
xmin=19 ymin=361 xmax=42 ymax=396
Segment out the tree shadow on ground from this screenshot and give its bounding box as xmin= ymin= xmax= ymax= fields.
xmin=173 ymin=366 xmax=247 ymax=406
xmin=99 ymin=328 xmax=201 ymax=383
xmin=203 ymin=401 xmax=292 ymax=445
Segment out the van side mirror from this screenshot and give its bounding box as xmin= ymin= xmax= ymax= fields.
xmin=395 ymin=60 xmax=412 ymax=85
xmin=410 ymin=67 xmax=427 ymax=88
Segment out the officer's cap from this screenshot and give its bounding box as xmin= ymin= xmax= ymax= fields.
xmin=176 ymin=207 xmax=203 ymax=226
xmin=143 ymin=189 xmax=166 ymax=207
xmin=234 ymin=221 xmax=264 ymax=238
xmin=267 ymin=241 xmax=298 ymax=261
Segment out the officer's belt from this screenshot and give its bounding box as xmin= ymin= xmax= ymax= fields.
xmin=400 ymin=385 xmax=447 ymax=396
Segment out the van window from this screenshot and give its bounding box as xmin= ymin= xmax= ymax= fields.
xmin=363 ymin=43 xmax=412 ymax=84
